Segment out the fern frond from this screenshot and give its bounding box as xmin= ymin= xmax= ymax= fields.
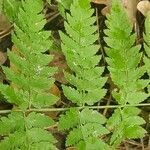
xmin=58 ymin=1 xmax=110 ymax=149
xmin=0 ymin=0 xmax=58 ymax=109
xmin=0 ymin=0 xmax=58 ymax=149
xmin=104 ymin=0 xmax=148 ymax=105
xmin=59 ymin=108 xmax=110 ymax=149
xmin=104 ymin=0 xmax=148 ymax=147
xmin=60 ymin=0 xmax=107 ymax=106
xmin=0 ymin=131 xmax=26 ymax=150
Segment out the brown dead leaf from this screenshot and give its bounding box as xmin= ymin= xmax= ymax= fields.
xmin=49 ymin=51 xmax=70 ymax=84
xmin=0 ymin=66 xmax=5 ymax=83
xmin=0 ymin=13 xmax=12 ymax=39
xmin=92 ymin=0 xmax=139 ymax=25
xmin=101 ymin=6 xmax=110 ymax=16
xmin=0 ymin=14 xmax=11 ymax=31
xmin=91 ymin=0 xmax=110 ymax=5
xmin=137 ymin=0 xmax=150 ymax=16
xmin=44 ymin=84 xmax=61 ymax=119
xmin=10 ymin=46 xmax=20 ymax=73
xmin=0 ymin=51 xmax=7 ymax=64
xmin=123 ymin=0 xmax=139 ymax=24
xmin=49 ymin=84 xmax=61 ymax=98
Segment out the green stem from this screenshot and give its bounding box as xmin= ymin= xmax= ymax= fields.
xmin=0 ymin=103 xmax=150 ymax=114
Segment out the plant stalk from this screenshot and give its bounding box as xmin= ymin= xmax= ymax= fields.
xmin=0 ymin=103 xmax=150 ymax=114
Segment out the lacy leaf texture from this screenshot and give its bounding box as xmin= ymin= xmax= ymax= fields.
xmin=59 ymin=0 xmax=110 ymax=149
xmin=104 ymin=0 xmax=148 ymax=147
xmin=0 ymin=0 xmax=149 ymax=149
xmin=0 ymin=0 xmax=58 ymax=149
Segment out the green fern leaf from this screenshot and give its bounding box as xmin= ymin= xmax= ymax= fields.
xmin=0 ymin=112 xmax=24 ymax=135
xmin=59 ymin=108 xmax=107 ymax=131
xmin=25 ymin=112 xmax=55 ymax=129
xmin=0 ymin=84 xmax=24 ymax=106
xmin=3 ymin=0 xmax=21 ymax=22
xmin=32 ymin=92 xmax=58 ymax=108
xmin=66 ymin=123 xmax=109 ymax=148
xmin=0 ymin=128 xmax=57 ymax=150
xmin=57 ymin=0 xmax=73 ymax=18
xmin=0 ymin=112 xmax=57 ymax=149
xmin=60 ymin=0 xmax=107 ymax=106
xmin=126 ymin=92 xmax=149 ymax=104
xmin=76 ymin=137 xmax=111 ymax=150
xmin=124 ymin=126 xmax=147 ymax=139
xmin=58 ymin=108 xmax=79 ymax=131
xmin=59 ymin=108 xmax=110 ymax=149
xmin=107 ymin=107 xmax=146 ymax=146
xmin=104 ymin=1 xmax=148 ymax=146
xmin=27 ymin=128 xmax=57 ymax=147
xmin=79 ymin=108 xmax=107 ymax=124
xmin=106 ymin=108 xmax=121 ymax=130
xmin=0 ymin=0 xmax=58 ymax=108
xmin=66 ymin=127 xmax=82 ymax=146
xmin=59 ymin=1 xmax=109 ymax=148
xmin=0 ymin=0 xmax=58 ymax=148
xmin=104 ymin=0 xmax=148 ymax=105
xmin=0 ymin=131 xmax=26 ymax=150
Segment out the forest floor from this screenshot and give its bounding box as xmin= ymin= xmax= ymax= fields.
xmin=0 ymin=0 xmax=149 ymax=150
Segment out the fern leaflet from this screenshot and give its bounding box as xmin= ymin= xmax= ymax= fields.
xmin=59 ymin=108 xmax=110 ymax=150
xmin=107 ymin=107 xmax=146 ymax=146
